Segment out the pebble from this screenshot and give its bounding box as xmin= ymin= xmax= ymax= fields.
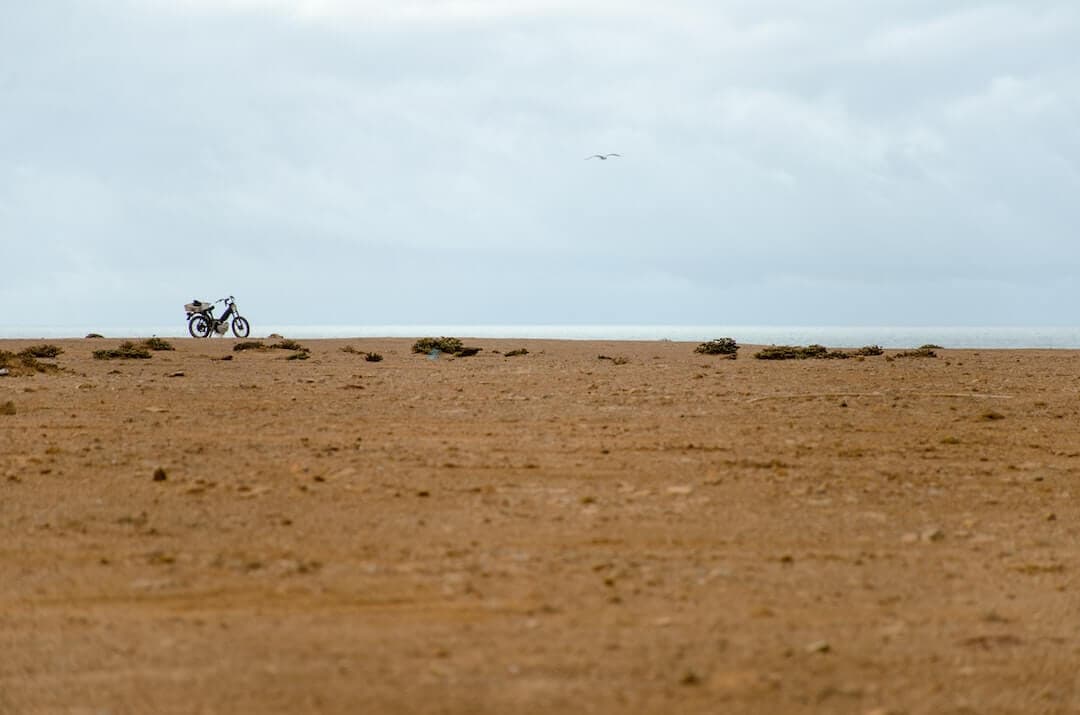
xmin=0 ymin=368 xmax=9 ymax=377
xmin=806 ymin=640 xmax=831 ymax=654
xmin=167 ymin=371 xmax=185 ymax=378
xmin=153 ymin=467 xmax=167 ymax=482
xmin=921 ymin=527 xmax=945 ymax=543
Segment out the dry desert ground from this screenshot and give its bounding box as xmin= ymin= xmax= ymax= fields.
xmin=1 ymin=337 xmax=1079 ymax=714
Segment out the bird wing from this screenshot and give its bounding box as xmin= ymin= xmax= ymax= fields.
xmin=605 ymin=153 xmax=622 ymax=157
xmin=585 ymin=155 xmax=602 ymax=160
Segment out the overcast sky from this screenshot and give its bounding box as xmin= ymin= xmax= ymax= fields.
xmin=2 ymin=1 xmax=1078 ymax=329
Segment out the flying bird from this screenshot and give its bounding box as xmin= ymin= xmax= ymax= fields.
xmin=586 ymin=153 xmax=621 ymax=160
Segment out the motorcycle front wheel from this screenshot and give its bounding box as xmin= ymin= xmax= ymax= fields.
xmin=188 ymin=314 xmax=212 ymax=338
xmin=232 ymin=316 xmax=251 ymax=338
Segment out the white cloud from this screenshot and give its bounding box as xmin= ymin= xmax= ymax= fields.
xmin=863 ymin=4 xmax=1078 ymax=61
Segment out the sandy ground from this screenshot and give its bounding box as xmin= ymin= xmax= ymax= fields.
xmin=1 ymin=336 xmax=1078 ymax=715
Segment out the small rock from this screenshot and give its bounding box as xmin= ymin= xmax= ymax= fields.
xmin=152 ymin=467 xmax=167 ymax=482
xmin=0 ymin=401 xmax=15 ymax=416
xmin=680 ymin=670 xmax=702 ymax=686
xmin=0 ymin=368 xmax=9 ymax=377
xmin=806 ymin=640 xmax=830 ymax=654
xmin=921 ymin=527 xmax=945 ymax=543
xmin=167 ymin=371 xmax=185 ymax=378
xmin=1047 ymin=512 xmax=1057 ymax=521
xmin=667 ymin=485 xmax=694 ymax=496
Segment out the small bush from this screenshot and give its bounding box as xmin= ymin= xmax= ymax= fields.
xmin=341 ymin=346 xmax=383 ymax=362
xmin=920 ymin=344 xmax=944 ymax=350
xmin=412 ymin=337 xmax=464 ymax=355
xmin=0 ymin=351 xmax=60 ymax=375
xmin=271 ymin=339 xmax=306 ymax=351
xmin=412 ymin=337 xmax=481 ymax=357
xmin=504 ymin=348 xmax=529 ymax=357
xmin=801 ymin=344 xmax=831 ymax=358
xmin=85 ymin=333 xmax=104 ymax=339
xmin=141 ymin=338 xmax=175 ymax=351
xmin=286 ymin=351 xmax=310 ymax=361
xmin=93 ymin=341 xmax=152 ymax=360
xmin=233 ymin=341 xmax=266 ymax=352
xmin=754 ymin=344 xmax=853 ymax=360
xmin=19 ymin=344 xmax=63 ymax=358
xmin=598 ymin=355 xmax=629 ymax=365
xmin=695 ymin=338 xmax=738 ymax=356
xmin=753 ymin=345 xmax=801 ymax=360
xmin=852 ymin=345 xmax=884 ymax=356
xmin=896 ymin=347 xmax=937 ymax=359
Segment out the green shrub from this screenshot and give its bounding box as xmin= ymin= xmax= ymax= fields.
xmin=411 ymin=337 xmax=483 ymax=357
xmin=233 ymin=341 xmax=266 ymax=352
xmin=753 ymin=344 xmax=851 ymax=360
xmin=341 ymin=345 xmax=384 ymax=362
xmin=93 ymin=341 xmax=151 ymax=360
xmin=896 ymin=347 xmax=937 ymax=358
xmin=19 ymin=344 xmax=63 ymax=358
xmin=694 ymin=338 xmax=738 ymax=356
xmin=85 ymin=333 xmax=104 ymax=339
xmin=285 ymin=351 xmax=310 ymax=361
xmin=504 ymin=348 xmax=529 ymax=357
xmin=412 ymin=337 xmax=464 ymax=354
xmin=141 ymin=338 xmax=175 ymax=351
xmin=852 ymin=345 xmax=884 ymax=356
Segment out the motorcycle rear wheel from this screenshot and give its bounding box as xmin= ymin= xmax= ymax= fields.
xmin=188 ymin=314 xmax=212 ymax=338
xmin=232 ymin=317 xmax=250 ymax=338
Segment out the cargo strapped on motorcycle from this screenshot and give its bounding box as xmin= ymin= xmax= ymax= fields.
xmin=185 ymin=300 xmax=211 ymax=313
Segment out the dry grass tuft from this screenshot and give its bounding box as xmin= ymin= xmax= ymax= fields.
xmin=92 ymin=342 xmax=152 ymax=360
xmin=141 ymin=338 xmax=175 ymax=351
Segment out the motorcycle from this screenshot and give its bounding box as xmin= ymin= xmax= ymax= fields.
xmin=185 ymin=296 xmax=251 ymax=338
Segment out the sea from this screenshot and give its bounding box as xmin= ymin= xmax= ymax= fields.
xmin=4 ymin=325 xmax=1080 ymax=349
